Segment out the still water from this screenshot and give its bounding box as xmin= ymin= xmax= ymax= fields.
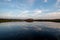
xmin=0 ymin=22 xmax=60 ymax=40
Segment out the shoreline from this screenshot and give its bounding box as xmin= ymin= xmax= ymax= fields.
xmin=0 ymin=19 xmax=60 ymax=23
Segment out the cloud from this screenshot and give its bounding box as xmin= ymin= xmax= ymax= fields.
xmin=41 ymin=12 xmax=60 ymax=19
xmin=34 ymin=9 xmax=42 ymax=13
xmin=16 ymin=10 xmax=42 ymax=19
xmin=32 ymin=9 xmax=42 ymax=16
xmin=4 ymin=0 xmax=12 ymax=2
xmin=0 ymin=11 xmax=16 ymax=18
xmin=0 ymin=10 xmax=60 ymax=19
xmin=44 ymin=0 xmax=48 ymax=2
xmin=27 ymin=0 xmax=34 ymax=3
xmin=57 ymin=0 xmax=60 ymax=2
xmin=55 ymin=0 xmax=60 ymax=8
xmin=17 ymin=11 xmax=30 ymax=18
xmin=27 ymin=0 xmax=35 ymax=6
xmin=0 ymin=9 xmax=42 ymax=19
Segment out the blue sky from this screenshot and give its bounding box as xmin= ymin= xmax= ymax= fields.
xmin=0 ymin=0 xmax=60 ymax=19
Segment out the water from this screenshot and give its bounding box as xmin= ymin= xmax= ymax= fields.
xmin=0 ymin=22 xmax=60 ymax=40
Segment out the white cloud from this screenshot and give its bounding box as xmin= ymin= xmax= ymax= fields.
xmin=17 ymin=9 xmax=42 ymax=18
xmin=34 ymin=9 xmax=42 ymax=13
xmin=44 ymin=0 xmax=48 ymax=2
xmin=31 ymin=9 xmax=42 ymax=17
xmin=27 ymin=0 xmax=34 ymax=3
xmin=4 ymin=0 xmax=12 ymax=2
xmin=57 ymin=0 xmax=60 ymax=2
xmin=21 ymin=10 xmax=29 ymax=14
xmin=0 ymin=10 xmax=60 ymax=19
xmin=56 ymin=0 xmax=60 ymax=8
xmin=41 ymin=12 xmax=60 ymax=19
xmin=0 ymin=11 xmax=16 ymax=18
xmin=17 ymin=10 xmax=29 ymax=17
xmin=0 ymin=9 xmax=42 ymax=19
xmin=7 ymin=0 xmax=12 ymax=1
xmin=27 ymin=0 xmax=35 ymax=6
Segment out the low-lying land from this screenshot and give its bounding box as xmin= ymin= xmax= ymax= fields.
xmin=0 ymin=18 xmax=60 ymax=23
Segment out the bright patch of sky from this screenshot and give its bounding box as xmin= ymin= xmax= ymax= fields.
xmin=0 ymin=0 xmax=60 ymax=19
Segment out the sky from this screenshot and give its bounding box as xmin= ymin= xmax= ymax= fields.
xmin=0 ymin=0 xmax=60 ymax=19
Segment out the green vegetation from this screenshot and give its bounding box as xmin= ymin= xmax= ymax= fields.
xmin=0 ymin=19 xmax=24 ymax=23
xmin=0 ymin=19 xmax=60 ymax=23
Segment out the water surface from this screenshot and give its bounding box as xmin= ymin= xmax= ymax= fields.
xmin=0 ymin=22 xmax=60 ymax=40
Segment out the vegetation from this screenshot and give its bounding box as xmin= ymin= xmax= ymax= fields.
xmin=0 ymin=19 xmax=60 ymax=23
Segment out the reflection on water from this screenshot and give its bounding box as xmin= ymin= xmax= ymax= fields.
xmin=0 ymin=22 xmax=60 ymax=40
